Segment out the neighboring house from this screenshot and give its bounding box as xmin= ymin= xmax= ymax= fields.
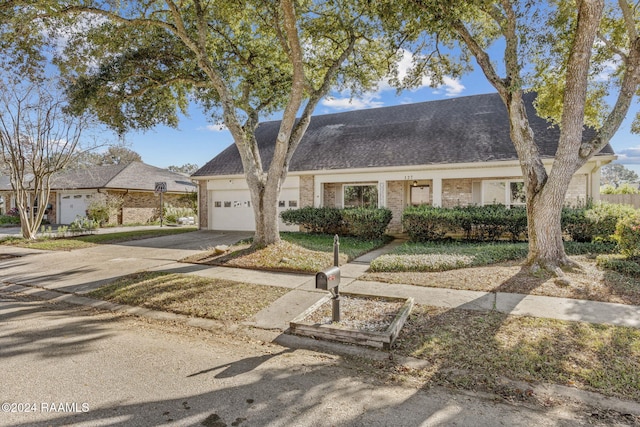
xmin=0 ymin=162 xmax=197 ymax=225
xmin=192 ymin=93 xmax=616 ymax=233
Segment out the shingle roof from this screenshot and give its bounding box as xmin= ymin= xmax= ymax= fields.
xmin=51 ymin=162 xmax=196 ymax=192
xmin=193 ymin=92 xmax=615 ymax=177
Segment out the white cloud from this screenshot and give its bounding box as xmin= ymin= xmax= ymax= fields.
xmin=439 ymin=76 xmax=466 ymax=97
xmin=201 ymin=124 xmax=229 ymax=132
xmin=594 ymin=58 xmax=620 ymax=82
xmin=616 ymin=146 xmax=640 ymax=164
xmin=321 ymin=95 xmax=384 ymax=111
xmin=322 ymin=49 xmax=465 ymax=113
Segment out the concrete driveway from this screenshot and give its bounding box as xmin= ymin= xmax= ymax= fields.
xmin=0 ymin=229 xmax=251 ymax=294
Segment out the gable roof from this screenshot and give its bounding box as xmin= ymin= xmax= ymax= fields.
xmin=193 ymin=92 xmax=615 ymax=177
xmin=51 ymin=162 xmax=196 ymax=192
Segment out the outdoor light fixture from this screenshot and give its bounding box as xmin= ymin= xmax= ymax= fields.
xmin=412 ymin=180 xmax=418 ymax=187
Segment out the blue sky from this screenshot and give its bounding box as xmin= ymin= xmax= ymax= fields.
xmin=120 ymin=54 xmax=640 ymax=177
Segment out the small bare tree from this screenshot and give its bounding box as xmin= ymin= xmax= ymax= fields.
xmin=0 ymin=78 xmax=86 ymax=239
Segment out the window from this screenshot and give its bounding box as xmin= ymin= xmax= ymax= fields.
xmin=482 ymin=180 xmax=525 ymax=207
xmin=343 ymin=184 xmax=378 ymax=208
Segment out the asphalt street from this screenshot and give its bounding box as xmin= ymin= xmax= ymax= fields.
xmin=0 ymin=292 xmax=607 ymax=427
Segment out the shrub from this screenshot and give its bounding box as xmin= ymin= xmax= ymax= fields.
xmin=585 ymin=202 xmax=637 ymax=242
xmin=401 ymin=205 xmax=527 ymax=242
xmin=562 ymin=207 xmax=591 ymax=242
xmin=281 ymin=207 xmax=345 ymax=234
xmin=163 ymin=203 xmax=196 ymax=224
xmin=402 ymin=206 xmax=449 ymax=242
xmin=613 ymin=212 xmax=640 ymax=258
xmin=601 ymin=183 xmax=640 ymax=195
xmin=562 ymin=202 xmax=637 ymax=243
xmin=370 ymin=253 xmax=475 ymax=272
xmin=280 ymin=207 xmax=391 ymax=237
xmin=596 ymin=254 xmax=640 ymax=277
xmin=86 ymin=194 xmax=125 ymax=226
xmin=0 ymin=214 xmax=20 ymax=225
xmin=341 ymin=207 xmax=392 ymax=239
xmin=69 ymin=216 xmax=97 ymax=232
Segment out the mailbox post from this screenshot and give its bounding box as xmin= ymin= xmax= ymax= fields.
xmin=315 ymin=234 xmax=341 ymax=322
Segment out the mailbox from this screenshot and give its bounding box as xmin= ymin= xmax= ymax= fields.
xmin=316 ymin=266 xmax=340 ymax=290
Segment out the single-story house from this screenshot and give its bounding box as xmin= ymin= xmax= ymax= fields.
xmin=0 ymin=162 xmax=197 ymax=225
xmin=191 ymin=92 xmax=616 ymax=233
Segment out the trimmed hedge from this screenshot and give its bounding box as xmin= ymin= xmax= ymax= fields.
xmin=0 ymin=215 xmax=20 ymax=225
xmin=280 ymin=207 xmax=392 ymax=238
xmin=402 ymin=205 xmax=527 ymax=242
xmin=403 ymin=202 xmax=639 ymax=244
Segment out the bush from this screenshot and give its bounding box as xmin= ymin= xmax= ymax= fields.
xmin=401 ymin=206 xmax=450 ymax=242
xmin=163 ymin=203 xmax=196 ymax=224
xmin=281 ymin=207 xmax=345 ymax=234
xmin=280 ymin=207 xmax=391 ymax=238
xmin=0 ymin=214 xmax=20 ymax=225
xmin=371 ymin=253 xmax=475 ymax=272
xmin=601 ymin=183 xmax=640 ymax=194
xmin=341 ymin=207 xmax=392 ymax=239
xmin=613 ymin=212 xmax=640 ymax=258
xmin=562 ymin=202 xmax=637 ymax=243
xmin=69 ymin=216 xmax=97 ymax=232
xmin=401 ymin=205 xmax=527 ymax=242
xmin=596 ymin=254 xmax=640 ymax=278
xmin=86 ymin=194 xmax=125 ymax=226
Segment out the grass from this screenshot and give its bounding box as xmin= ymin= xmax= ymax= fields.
xmin=182 ymin=232 xmax=392 ymax=274
xmin=370 ymin=240 xmax=616 ymax=272
xmin=392 ymin=305 xmax=640 ymax=401
xmin=2 ymin=227 xmax=197 ymax=251
xmin=281 ymin=232 xmax=392 ymax=259
xmin=88 ymin=271 xmax=288 ymax=322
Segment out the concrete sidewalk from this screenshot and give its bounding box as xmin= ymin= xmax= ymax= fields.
xmin=1 ymin=232 xmax=639 ymax=333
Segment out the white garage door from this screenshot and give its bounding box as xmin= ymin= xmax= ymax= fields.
xmin=59 ymin=192 xmax=94 ymax=224
xmin=209 ymin=187 xmax=299 ymax=231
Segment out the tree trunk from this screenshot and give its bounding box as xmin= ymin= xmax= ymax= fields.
xmin=247 ymin=171 xmax=283 ymax=247
xmin=525 ymin=180 xmax=573 ymax=272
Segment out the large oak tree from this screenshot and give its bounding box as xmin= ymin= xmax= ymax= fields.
xmin=382 ymin=0 xmax=639 ymax=274
xmin=51 ymin=0 xmax=391 ymax=247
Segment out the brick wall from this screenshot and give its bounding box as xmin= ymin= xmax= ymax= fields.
xmin=199 ymin=181 xmax=208 ymax=229
xmin=99 ymin=190 xmax=191 ymax=225
xmin=386 ymin=181 xmax=405 ymax=233
xmin=566 ymin=174 xmax=588 ymax=206
xmin=442 ymin=178 xmax=473 ymax=207
xmin=299 ymin=175 xmax=314 ymax=207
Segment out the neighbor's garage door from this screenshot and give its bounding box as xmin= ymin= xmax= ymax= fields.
xmin=208 ymin=184 xmax=299 ymax=231
xmin=59 ymin=192 xmax=95 ymax=224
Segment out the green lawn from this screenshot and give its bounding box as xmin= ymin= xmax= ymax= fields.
xmin=1 ymin=227 xmax=197 ymax=250
xmin=371 ymin=240 xmax=617 ymax=272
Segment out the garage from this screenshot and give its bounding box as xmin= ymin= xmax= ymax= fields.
xmin=58 ymin=191 xmax=96 ymax=224
xmin=207 ymin=177 xmax=299 ymax=231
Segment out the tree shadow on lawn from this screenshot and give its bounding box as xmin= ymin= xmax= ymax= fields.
xmin=389 ymin=267 xmax=640 ymax=405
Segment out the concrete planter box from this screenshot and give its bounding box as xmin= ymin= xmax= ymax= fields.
xmin=289 ymin=293 xmax=414 ymax=350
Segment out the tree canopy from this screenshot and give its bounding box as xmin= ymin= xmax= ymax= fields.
xmin=49 ymin=0 xmax=393 ymax=245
